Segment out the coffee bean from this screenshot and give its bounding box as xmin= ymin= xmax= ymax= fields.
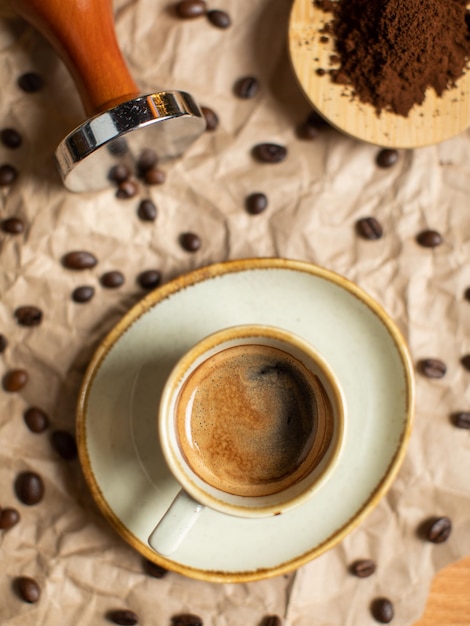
xmin=464 ymin=287 xmax=470 ymax=302
xmin=180 ymin=232 xmax=201 ymax=252
xmin=107 ymin=138 xmax=128 ymax=157
xmin=350 ymin=558 xmax=376 ymax=578
xmin=316 ymin=68 xmax=326 ymax=76
xmin=14 ymin=471 xmax=44 ymax=505
xmin=418 ymin=358 xmax=446 ymax=379
xmin=137 ymin=269 xmax=162 ymax=290
xmin=137 ymin=199 xmax=157 ymax=222
xmin=424 ymin=516 xmax=452 ymax=543
xmin=376 ymin=148 xmax=399 ymax=168
xmin=106 ymin=609 xmax=139 ymax=625
xmin=116 ymin=179 xmax=139 ymax=198
xmin=18 ymin=72 xmax=44 ymax=92
xmin=461 ymin=354 xmax=470 ymax=371
xmin=451 ymin=411 xmax=470 ymax=429
xmin=15 ymin=576 xmax=41 ymax=603
xmin=356 ymin=216 xmax=383 ymax=240
xmin=72 ymin=285 xmax=95 ymax=303
xmin=100 ymin=270 xmax=125 ymax=289
xmin=171 ymin=614 xmax=203 ymax=626
xmin=1 ymin=217 xmax=24 ymax=234
xmin=24 ymin=406 xmax=50 ymax=433
xmin=371 ymin=597 xmax=394 ymax=623
xmin=14 ymin=306 xmax=43 ymax=327
xmin=261 ymin=616 xmax=282 ymax=626
xmin=108 ymin=164 xmax=131 ymax=183
xmin=142 ymin=557 xmax=168 ymax=578
xmin=0 ymin=164 xmax=18 ymax=186
xmin=3 ymin=369 xmax=28 ymax=392
xmin=1 ymin=127 xmax=22 ymax=149
xmin=50 ymin=430 xmax=78 ymax=461
xmin=175 ymin=0 xmax=207 ymax=18
xmin=252 ymin=143 xmax=287 ymax=163
xmin=62 ymin=251 xmax=98 ymax=270
xmin=207 ymin=9 xmax=231 ymax=28
xmin=200 ymin=105 xmax=219 ymax=131
xmin=0 ymin=507 xmax=20 ymax=529
xmin=234 ymin=76 xmax=260 ymax=99
xmin=0 ymin=334 xmax=8 ymax=352
xmin=416 ymin=229 xmax=442 ymax=248
xmin=144 ymin=167 xmax=166 ymax=185
xmin=137 ymin=149 xmax=158 ymax=174
xmin=246 ymin=192 xmax=268 ymax=215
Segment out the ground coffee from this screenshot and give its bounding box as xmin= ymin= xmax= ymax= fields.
xmin=315 ymin=0 xmax=470 ymax=116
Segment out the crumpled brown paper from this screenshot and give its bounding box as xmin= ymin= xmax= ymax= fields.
xmin=1 ymin=0 xmax=470 ymax=624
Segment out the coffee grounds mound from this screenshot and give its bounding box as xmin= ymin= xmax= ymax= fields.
xmin=315 ymin=0 xmax=470 ymax=117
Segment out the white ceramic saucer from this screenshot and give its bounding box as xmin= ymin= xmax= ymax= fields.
xmin=76 ymin=258 xmax=414 ymax=583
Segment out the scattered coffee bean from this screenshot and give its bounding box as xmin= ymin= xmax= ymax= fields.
xmin=62 ymin=251 xmax=98 ymax=270
xmin=350 ymin=558 xmax=376 ymax=578
xmin=416 ymin=229 xmax=442 ymax=248
xmin=1 ymin=217 xmax=24 ymax=234
xmin=0 ymin=334 xmax=7 ymax=352
xmin=142 ymin=557 xmax=168 ymax=578
xmin=14 ymin=305 xmax=43 ymax=327
xmin=376 ymin=148 xmax=399 ymax=168
xmin=180 ymin=232 xmax=201 ymax=252
xmin=320 ymin=35 xmax=329 ymax=43
xmin=24 ymin=406 xmax=49 ymax=433
xmin=316 ymin=68 xmax=326 ymax=76
xmin=17 ymin=72 xmax=44 ymax=92
xmin=356 ymin=216 xmax=383 ymax=240
xmin=371 ymin=597 xmax=394 ymax=623
xmin=175 ymin=0 xmax=207 ymax=18
xmin=72 ymin=285 xmax=95 ymax=303
xmin=137 ymin=199 xmax=157 ymax=221
xmin=50 ymin=430 xmax=78 ymax=461
xmin=116 ymin=179 xmax=139 ymax=199
xmin=252 ymin=143 xmax=287 ymax=163
xmin=0 ymin=507 xmax=20 ymax=529
xmin=424 ymin=516 xmax=452 ymax=543
xmin=108 ymin=138 xmax=128 ymax=157
xmin=464 ymin=287 xmax=470 ymax=302
xmin=137 ymin=149 xmax=158 ymax=174
xmin=418 ymin=358 xmax=446 ymax=379
xmin=106 ymin=609 xmax=139 ymax=625
xmin=0 ymin=164 xmax=18 ymax=186
xmin=100 ymin=270 xmax=125 ymax=289
xmin=1 ymin=127 xmax=22 ymax=149
xmin=137 ymin=269 xmax=162 ymax=290
xmin=261 ymin=616 xmax=282 ymax=626
xmin=234 ymin=76 xmax=260 ymax=99
xmin=144 ymin=167 xmax=166 ymax=185
xmin=108 ymin=164 xmax=131 ymax=183
xmin=15 ymin=576 xmax=41 ymax=603
xmin=14 ymin=471 xmax=44 ymax=505
xmin=246 ymin=192 xmax=268 ymax=215
xmin=171 ymin=614 xmax=203 ymax=626
xmin=451 ymin=411 xmax=470 ymax=429
xmin=3 ymin=369 xmax=28 ymax=392
xmin=201 ymin=105 xmax=219 ymax=131
xmin=207 ymin=9 xmax=231 ymax=28
xmin=461 ymin=354 xmax=470 ymax=371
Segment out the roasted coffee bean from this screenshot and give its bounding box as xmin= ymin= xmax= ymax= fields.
xmin=252 ymin=143 xmax=287 ymax=163
xmin=356 ymin=216 xmax=383 ymax=240
xmin=106 ymin=609 xmax=139 ymax=625
xmin=0 ymin=164 xmax=18 ymax=186
xmin=418 ymin=358 xmax=446 ymax=379
xmin=100 ymin=270 xmax=125 ymax=289
xmin=107 ymin=138 xmax=128 ymax=157
xmin=142 ymin=557 xmax=168 ymax=578
xmin=62 ymin=251 xmax=98 ymax=270
xmin=1 ymin=217 xmax=24 ymax=234
xmin=24 ymin=406 xmax=49 ymax=433
xmin=18 ymin=72 xmax=44 ymax=92
xmin=72 ymin=285 xmax=95 ymax=303
xmin=137 ymin=199 xmax=157 ymax=221
xmin=464 ymin=286 xmax=470 ymax=302
xmin=261 ymin=616 xmax=282 ymax=626
xmin=350 ymin=558 xmax=376 ymax=578
xmin=376 ymin=148 xmax=399 ymax=168
xmin=175 ymin=0 xmax=207 ymax=18
xmin=144 ymin=167 xmax=166 ymax=185
xmin=461 ymin=354 xmax=470 ymax=371
xmin=371 ymin=597 xmax=394 ymax=623
xmin=116 ymin=179 xmax=139 ymax=198
xmin=14 ymin=305 xmax=43 ymax=327
xmin=15 ymin=576 xmax=41 ymax=603
xmin=207 ymin=9 xmax=231 ymax=28
xmin=180 ymin=232 xmax=201 ymax=252
xmin=0 ymin=334 xmax=7 ymax=352
xmin=424 ymin=516 xmax=452 ymax=543
xmin=138 ymin=269 xmax=162 ymax=290
xmin=201 ymin=105 xmax=219 ymax=131
xmin=1 ymin=127 xmax=22 ymax=149
xmin=14 ymin=471 xmax=44 ymax=505
xmin=0 ymin=507 xmax=20 ymax=529
xmin=50 ymin=430 xmax=78 ymax=461
xmin=108 ymin=164 xmax=131 ymax=183
xmin=234 ymin=76 xmax=260 ymax=99
xmin=416 ymin=229 xmax=442 ymax=248
xmin=137 ymin=149 xmax=158 ymax=173
xmin=451 ymin=411 xmax=470 ymax=429
xmin=3 ymin=369 xmax=28 ymax=392
xmin=246 ymin=192 xmax=268 ymax=215
xmin=171 ymin=614 xmax=203 ymax=626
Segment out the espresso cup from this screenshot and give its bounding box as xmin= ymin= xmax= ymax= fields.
xmin=148 ymin=324 xmax=346 ymax=555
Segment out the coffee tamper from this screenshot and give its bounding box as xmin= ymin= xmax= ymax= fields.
xmin=12 ymin=0 xmax=206 ymax=191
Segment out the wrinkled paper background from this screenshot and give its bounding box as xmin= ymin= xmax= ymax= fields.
xmin=1 ymin=0 xmax=470 ymax=624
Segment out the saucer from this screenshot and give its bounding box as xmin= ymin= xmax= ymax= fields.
xmin=76 ymin=258 xmax=414 ymax=583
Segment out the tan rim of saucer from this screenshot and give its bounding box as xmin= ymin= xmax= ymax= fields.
xmin=288 ymin=0 xmax=470 ymax=148
xmin=76 ymin=258 xmax=415 ymax=583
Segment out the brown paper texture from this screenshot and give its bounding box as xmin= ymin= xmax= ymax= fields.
xmin=1 ymin=0 xmax=470 ymax=624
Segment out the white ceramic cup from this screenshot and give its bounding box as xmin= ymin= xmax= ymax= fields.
xmin=148 ymin=324 xmax=346 ymax=555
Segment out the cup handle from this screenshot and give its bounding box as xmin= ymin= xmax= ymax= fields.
xmin=148 ymin=490 xmax=204 ymax=556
